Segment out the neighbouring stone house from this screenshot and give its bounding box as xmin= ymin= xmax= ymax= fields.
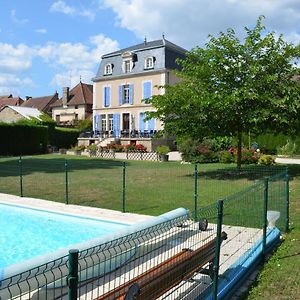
xmin=90 ymin=37 xmax=186 ymax=150
xmin=0 ymin=105 xmax=42 ymax=123
xmin=21 ymin=92 xmax=58 ymax=116
xmin=51 ymin=82 xmax=93 ymax=126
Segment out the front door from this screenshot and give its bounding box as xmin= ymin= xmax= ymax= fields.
xmin=123 ymin=113 xmax=130 ymax=131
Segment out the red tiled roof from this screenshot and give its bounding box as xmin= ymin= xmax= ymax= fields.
xmin=21 ymin=93 xmax=58 ymax=113
xmin=51 ymin=82 xmax=93 ymax=107
xmin=0 ymin=97 xmax=24 ymax=109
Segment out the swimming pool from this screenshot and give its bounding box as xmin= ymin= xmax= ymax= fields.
xmin=0 ymin=203 xmax=128 ymax=269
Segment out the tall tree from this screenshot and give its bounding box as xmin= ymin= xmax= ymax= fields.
xmin=149 ymin=17 xmax=300 ymax=168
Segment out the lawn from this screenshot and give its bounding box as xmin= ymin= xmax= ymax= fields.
xmin=244 ymin=164 xmax=300 ymax=300
xmin=0 ymin=154 xmax=298 ymax=298
xmin=0 ymin=154 xmax=275 ymax=216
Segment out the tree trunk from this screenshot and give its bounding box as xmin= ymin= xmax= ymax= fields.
xmin=237 ymin=130 xmax=242 ymax=171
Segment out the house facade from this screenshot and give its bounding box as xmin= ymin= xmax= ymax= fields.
xmin=51 ymin=82 xmax=93 ymax=126
xmin=92 ymin=38 xmax=186 ymax=139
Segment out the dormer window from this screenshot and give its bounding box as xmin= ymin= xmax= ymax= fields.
xmin=104 ymin=63 xmax=113 ymax=75
xmin=124 ymin=60 xmax=131 ymax=73
xmin=121 ymin=51 xmax=135 ymax=73
xmin=145 ymin=57 xmax=154 ymax=69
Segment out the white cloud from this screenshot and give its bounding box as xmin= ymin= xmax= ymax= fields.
xmin=50 ymin=1 xmax=95 ymax=21
xmin=10 ymin=9 xmax=29 ymax=25
xmin=0 ymin=34 xmax=119 ymax=95
xmin=35 ymin=28 xmax=47 ymax=34
xmin=0 ymin=43 xmax=33 ymax=73
xmin=104 ymin=0 xmax=300 ymax=47
xmin=0 ymin=74 xmax=34 ymax=95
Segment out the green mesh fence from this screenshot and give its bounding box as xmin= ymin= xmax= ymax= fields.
xmin=0 ymin=157 xmax=20 ymax=196
xmin=125 ymin=161 xmax=195 ymax=215
xmin=0 ymin=155 xmax=289 ymax=300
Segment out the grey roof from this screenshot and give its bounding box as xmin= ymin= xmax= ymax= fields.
xmin=93 ymin=39 xmax=186 ymax=81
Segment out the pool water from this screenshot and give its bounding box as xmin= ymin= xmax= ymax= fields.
xmin=0 ymin=204 xmax=128 ymax=269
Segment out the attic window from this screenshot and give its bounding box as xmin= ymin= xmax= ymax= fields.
xmin=121 ymin=51 xmax=135 ymax=73
xmin=104 ymin=63 xmax=113 ymax=75
xmin=145 ymin=57 xmax=154 ymax=69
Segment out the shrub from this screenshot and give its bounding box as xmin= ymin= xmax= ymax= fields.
xmin=107 ymin=144 xmax=124 ymax=152
xmin=0 ymin=123 xmax=48 ymax=155
xmin=219 ymin=151 xmax=235 ymax=163
xmin=178 ymin=138 xmax=200 ymax=162
xmin=49 ymin=127 xmax=80 ymax=149
xmin=135 ymin=144 xmax=147 ymax=152
xmin=277 ymin=140 xmax=298 ymax=156
xmin=156 ymin=145 xmax=170 ymax=155
xmin=87 ymin=144 xmax=98 ymax=151
xmin=124 ymin=144 xmax=136 ymax=152
xmin=258 ymin=155 xmax=275 ymax=166
xmin=239 ymin=149 xmax=260 ymax=164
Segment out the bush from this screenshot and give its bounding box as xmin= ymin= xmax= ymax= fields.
xmin=0 ymin=123 xmax=48 ymax=155
xmin=178 ymin=138 xmax=200 ymax=162
xmin=219 ymin=151 xmax=235 ymax=163
xmin=135 ymin=144 xmax=147 ymax=152
xmin=277 ymin=140 xmax=298 ymax=156
xmin=239 ymin=149 xmax=260 ymax=164
xmin=49 ymin=127 xmax=80 ymax=149
xmin=156 ymin=145 xmax=170 ymax=155
xmin=258 ymin=155 xmax=275 ymax=165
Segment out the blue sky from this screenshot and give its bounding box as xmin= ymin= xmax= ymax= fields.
xmin=0 ymin=0 xmax=299 ymax=98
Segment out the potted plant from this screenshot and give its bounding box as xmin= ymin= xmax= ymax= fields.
xmin=156 ymin=145 xmax=170 ymax=162
xmin=87 ymin=144 xmax=98 ymax=157
xmin=71 ymin=145 xmax=85 ymax=155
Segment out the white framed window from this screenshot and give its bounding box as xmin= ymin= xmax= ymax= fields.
xmin=124 ymin=60 xmax=131 ymax=73
xmin=104 ymin=63 xmax=112 ymax=75
xmin=101 ymin=114 xmax=106 ymax=131
xmin=145 ymin=57 xmax=154 ymax=69
xmin=123 ymin=85 xmax=130 ymax=104
xmin=108 ymin=114 xmax=114 ymax=131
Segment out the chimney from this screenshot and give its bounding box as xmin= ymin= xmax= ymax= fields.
xmin=62 ymin=87 xmax=69 ymax=107
xmin=26 ymin=96 xmax=32 ymax=101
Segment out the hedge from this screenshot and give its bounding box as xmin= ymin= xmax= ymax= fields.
xmin=49 ymin=127 xmax=80 ymax=149
xmin=0 ymin=123 xmax=48 ymax=155
xmin=245 ymin=133 xmax=300 ymax=154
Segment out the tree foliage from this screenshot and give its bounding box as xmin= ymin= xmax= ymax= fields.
xmin=149 ymin=16 xmax=300 ymax=167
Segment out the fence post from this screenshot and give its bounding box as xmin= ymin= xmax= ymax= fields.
xmin=263 ymin=177 xmax=269 ymax=260
xmin=19 ymin=156 xmax=23 ymax=197
xmin=194 ymin=163 xmax=198 ymax=221
xmin=122 ymin=161 xmax=126 ymax=213
xmin=212 ymin=199 xmax=224 ymax=300
xmin=285 ymin=173 xmax=290 ymax=232
xmin=67 ymin=249 xmax=79 ymax=300
xmin=65 ymin=159 xmax=69 ymax=205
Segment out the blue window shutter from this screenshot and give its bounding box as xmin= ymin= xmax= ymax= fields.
xmin=93 ymin=115 xmax=97 ymax=131
xmin=106 ymin=87 xmax=110 ymax=106
xmin=99 ymin=115 xmax=102 ymax=131
xmin=113 ymin=113 xmax=120 ymax=137
xmin=148 ymin=117 xmax=155 ymax=131
xmin=129 ymin=84 xmax=133 ymax=105
xmin=94 ymin=114 xmax=101 ymax=131
xmin=143 ymin=81 xmax=151 ymax=100
xmin=139 ymin=112 xmax=145 ymax=131
xmin=104 ymin=87 xmax=110 ymax=107
xmin=118 ymin=85 xmax=122 ymax=106
xmin=104 ymin=87 xmax=107 ymax=107
xmin=103 ymin=88 xmax=106 ymax=107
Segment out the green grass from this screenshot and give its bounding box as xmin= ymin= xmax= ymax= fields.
xmin=0 ymin=154 xmax=297 ymax=298
xmin=0 ymin=154 xmax=275 ymax=216
xmin=244 ymin=164 xmax=300 ymax=300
